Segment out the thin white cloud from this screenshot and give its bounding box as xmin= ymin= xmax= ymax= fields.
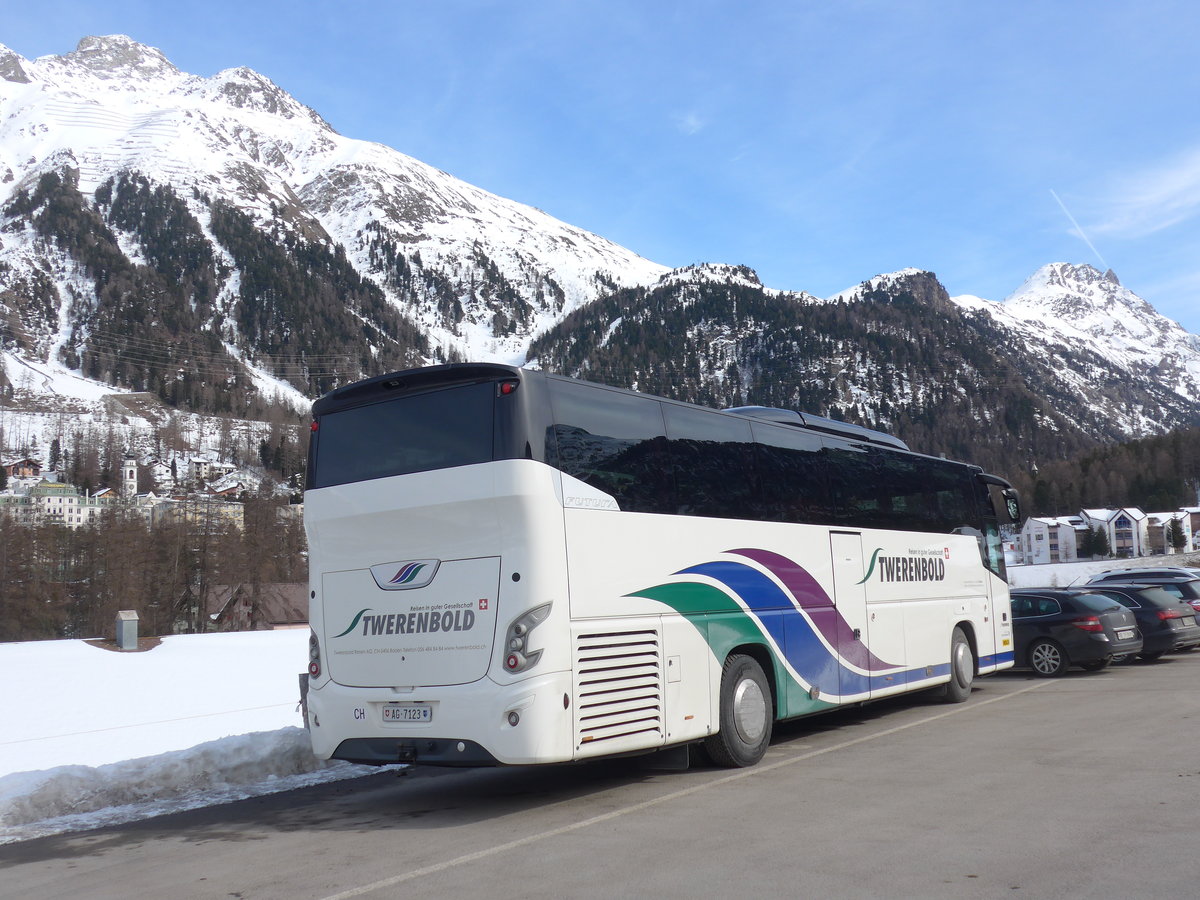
xmin=673 ymin=111 xmax=705 ymax=136
xmin=1090 ymin=145 xmax=1200 ymax=238
xmin=1050 ymin=189 xmax=1108 ymax=269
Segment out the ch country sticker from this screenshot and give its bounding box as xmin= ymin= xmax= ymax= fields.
xmin=857 ymin=548 xmax=947 ymax=584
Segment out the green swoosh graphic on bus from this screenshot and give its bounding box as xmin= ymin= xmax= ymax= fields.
xmin=628 ymin=581 xmax=833 ymax=718
xmin=856 ymin=548 xmax=883 ymax=585
xmin=332 ymin=608 xmax=374 ymax=638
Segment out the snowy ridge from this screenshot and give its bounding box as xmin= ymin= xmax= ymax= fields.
xmin=0 ymin=35 xmax=668 ymax=384
xmin=952 ymin=262 xmax=1200 ymax=404
xmin=824 ymin=267 xmax=933 ymax=303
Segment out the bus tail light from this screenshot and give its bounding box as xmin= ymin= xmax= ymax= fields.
xmin=308 ymin=630 xmax=322 ymax=678
xmin=503 ymin=603 xmax=551 ymax=673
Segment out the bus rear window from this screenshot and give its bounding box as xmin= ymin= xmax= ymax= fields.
xmin=311 ymin=382 xmax=495 ymax=488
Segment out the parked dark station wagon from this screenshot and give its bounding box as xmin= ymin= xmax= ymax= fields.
xmin=1010 ymin=589 xmax=1142 ymax=676
xmin=1084 ymin=584 xmax=1200 ymax=660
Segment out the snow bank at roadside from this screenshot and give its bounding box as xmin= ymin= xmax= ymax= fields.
xmin=0 ymin=630 xmax=387 ymax=844
xmin=0 ymin=728 xmax=376 ymax=843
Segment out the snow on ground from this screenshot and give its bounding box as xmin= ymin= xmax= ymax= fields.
xmin=1007 ymin=553 xmax=1200 ymax=589
xmin=0 ymin=630 xmax=384 ymax=845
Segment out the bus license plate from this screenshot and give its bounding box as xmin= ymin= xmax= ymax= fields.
xmin=383 ymin=703 xmax=432 ymax=723
xmin=1116 ymin=629 xmax=1135 ymax=640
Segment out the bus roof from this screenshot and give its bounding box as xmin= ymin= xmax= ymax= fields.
xmin=312 ymin=363 xmax=521 ymax=416
xmin=314 ymin=364 xmax=926 ymax=459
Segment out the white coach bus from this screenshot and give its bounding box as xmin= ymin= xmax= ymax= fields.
xmin=301 ymin=363 xmax=1020 ymax=768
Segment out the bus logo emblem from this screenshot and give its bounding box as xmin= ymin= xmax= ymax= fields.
xmin=370 ymin=559 xmax=440 ymax=591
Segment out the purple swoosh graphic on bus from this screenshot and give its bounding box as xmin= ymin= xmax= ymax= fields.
xmin=728 ymin=548 xmax=893 ymax=672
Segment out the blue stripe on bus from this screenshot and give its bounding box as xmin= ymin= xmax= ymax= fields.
xmin=678 ymin=559 xmax=906 ymax=697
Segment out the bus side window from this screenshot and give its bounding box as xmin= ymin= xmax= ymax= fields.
xmin=545 ymin=379 xmax=672 ymax=514
xmin=749 ymin=422 xmax=834 ymax=525
xmin=663 ymin=404 xmax=755 ymax=519
xmin=823 ymin=442 xmax=981 ymax=536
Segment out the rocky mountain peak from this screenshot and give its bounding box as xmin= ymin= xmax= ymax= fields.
xmin=0 ymin=44 xmax=31 ymax=84
xmin=655 ymin=263 xmax=763 ymax=290
xmin=1004 ymin=262 xmax=1162 ymax=335
xmin=207 ymin=66 xmax=333 ymax=130
xmin=827 ymin=268 xmax=947 ymax=308
xmin=64 ymin=35 xmax=179 ymax=81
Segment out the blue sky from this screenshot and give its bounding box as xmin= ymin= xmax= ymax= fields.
xmin=7 ymin=1 xmax=1200 ymax=332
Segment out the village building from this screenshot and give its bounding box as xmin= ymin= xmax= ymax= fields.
xmin=205 ymin=583 xmax=308 ymax=631
xmin=1019 ymin=516 xmax=1080 ymax=565
xmin=189 ymin=459 xmax=237 ymax=484
xmin=1145 ymin=510 xmax=1193 ymax=555
xmin=155 ymin=494 xmax=246 ymax=531
xmin=1017 ymin=505 xmax=1200 ymax=565
xmin=1080 ymin=507 xmax=1149 ymax=559
xmin=0 ymin=479 xmax=121 ymax=527
xmin=2 ymin=458 xmax=41 ymax=479
xmin=1182 ymin=508 xmax=1200 ymax=551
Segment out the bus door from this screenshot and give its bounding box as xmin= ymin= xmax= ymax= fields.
xmin=829 ymin=532 xmax=908 ymax=699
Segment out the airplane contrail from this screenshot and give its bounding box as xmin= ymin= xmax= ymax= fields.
xmin=1050 ymin=189 xmax=1109 ymax=269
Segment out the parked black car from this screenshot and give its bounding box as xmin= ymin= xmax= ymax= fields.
xmin=1088 ymin=567 xmax=1200 ymax=582
xmin=1010 ymin=589 xmax=1143 ymax=676
xmin=1086 ymin=571 xmax=1200 ymax=615
xmin=1084 ymin=584 xmax=1200 ymax=659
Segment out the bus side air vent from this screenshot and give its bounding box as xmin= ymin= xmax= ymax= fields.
xmin=573 ymin=629 xmax=664 ymax=752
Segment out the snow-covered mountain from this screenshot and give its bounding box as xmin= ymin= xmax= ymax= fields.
xmin=529 ymin=264 xmax=1200 ymax=477
xmin=950 ymin=263 xmax=1200 ymax=434
xmin=2 ymin=36 xmax=1199 ymax=480
xmin=0 ymin=34 xmax=667 ymax=409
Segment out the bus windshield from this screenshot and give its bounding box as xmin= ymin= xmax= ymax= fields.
xmin=309 ymin=380 xmax=495 ymax=488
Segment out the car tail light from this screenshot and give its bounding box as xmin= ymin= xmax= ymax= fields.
xmin=1071 ymin=616 xmax=1104 ymax=632
xmin=1156 ymin=608 xmax=1185 ymax=621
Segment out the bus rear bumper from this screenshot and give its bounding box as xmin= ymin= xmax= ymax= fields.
xmin=332 ymin=736 xmax=499 ymax=766
xmin=305 ymin=670 xmax=575 ymax=766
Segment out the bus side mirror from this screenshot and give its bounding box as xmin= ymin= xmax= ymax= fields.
xmin=1001 ymin=489 xmax=1021 ymax=525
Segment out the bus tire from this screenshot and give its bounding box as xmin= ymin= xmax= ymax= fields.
xmin=942 ymin=626 xmax=974 ymax=703
xmin=704 ymin=654 xmax=772 ymax=768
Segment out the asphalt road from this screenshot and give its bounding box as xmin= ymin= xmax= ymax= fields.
xmin=4 ymin=655 xmax=1200 ymax=900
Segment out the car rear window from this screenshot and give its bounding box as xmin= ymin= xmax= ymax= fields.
xmin=1132 ymin=587 xmax=1189 ymax=607
xmin=1072 ymin=593 xmax=1124 ymax=613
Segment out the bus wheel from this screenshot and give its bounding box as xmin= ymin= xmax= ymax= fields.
xmin=942 ymin=626 xmax=974 ymax=703
xmin=704 ymin=654 xmax=772 ymax=768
